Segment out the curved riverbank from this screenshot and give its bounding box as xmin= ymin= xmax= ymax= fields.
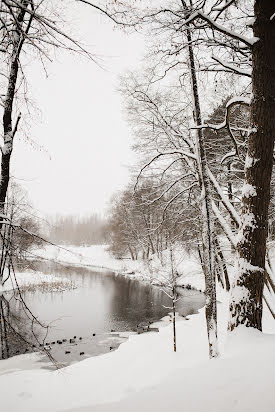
xmin=36 ymin=244 xmax=206 ymax=291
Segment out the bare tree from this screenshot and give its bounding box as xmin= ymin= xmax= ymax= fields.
xmin=79 ymin=0 xmax=275 ymax=334
xmin=0 ymin=0 xmax=90 ymax=218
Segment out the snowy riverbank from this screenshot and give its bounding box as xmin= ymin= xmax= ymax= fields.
xmin=0 ymin=291 xmax=274 ymax=412
xmin=32 ymin=244 xmax=275 ymax=333
xmin=0 ymin=244 xmax=274 ymax=411
xmin=36 ymin=244 xmax=206 ymax=291
xmin=0 ymin=270 xmax=75 ymax=294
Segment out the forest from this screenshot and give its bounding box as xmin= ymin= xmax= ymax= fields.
xmin=0 ymin=1 xmax=274 ymax=412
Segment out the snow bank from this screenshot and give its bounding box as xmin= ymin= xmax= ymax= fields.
xmin=0 ymin=270 xmax=75 ymax=294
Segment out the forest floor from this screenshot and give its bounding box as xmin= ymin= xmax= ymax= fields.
xmin=0 ymin=244 xmax=274 ymax=411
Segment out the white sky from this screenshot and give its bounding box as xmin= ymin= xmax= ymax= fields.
xmin=10 ymin=2 xmax=144 ymax=218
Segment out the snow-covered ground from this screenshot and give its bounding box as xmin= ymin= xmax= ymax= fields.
xmin=0 ymin=244 xmax=274 ymax=411
xmin=0 ymin=295 xmax=274 ymax=412
xmin=0 ymin=269 xmax=75 ymax=294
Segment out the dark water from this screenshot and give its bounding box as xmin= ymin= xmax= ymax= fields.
xmin=3 ymin=263 xmax=205 ymax=365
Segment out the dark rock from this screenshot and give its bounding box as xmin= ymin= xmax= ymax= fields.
xmin=51 ymin=342 xmax=56 ymax=345
xmin=92 ymin=333 xmax=96 ymax=336
xmin=79 ymin=337 xmax=82 ymax=340
xmin=57 ymin=340 xmax=62 ymax=344
xmin=74 ymin=336 xmax=76 ymax=339
xmin=63 ymin=339 xmax=67 ymax=342
xmin=65 ymin=351 xmax=71 ymax=354
xmin=80 ymin=352 xmax=84 ymax=355
xmin=70 ymin=338 xmax=75 ymax=343
xmin=110 ymin=346 xmax=113 ymax=350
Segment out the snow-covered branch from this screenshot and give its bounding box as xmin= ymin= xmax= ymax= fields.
xmin=208 ymin=167 xmax=241 ymax=227
xmin=212 ymin=57 xmax=251 ymax=78
xmin=179 ymin=11 xmax=258 ymax=48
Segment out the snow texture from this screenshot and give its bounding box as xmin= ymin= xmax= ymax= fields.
xmin=230 ymin=284 xmax=250 ymax=304
xmin=242 ymin=183 xmax=257 ymax=198
xmin=2 ymin=131 xmax=13 ymax=155
xmin=226 ymin=96 xmax=250 ymax=108
xmin=245 ymin=155 xmax=259 ymax=169
xmin=0 ymin=270 xmax=74 ymax=295
xmin=238 ymin=257 xmax=264 ymax=274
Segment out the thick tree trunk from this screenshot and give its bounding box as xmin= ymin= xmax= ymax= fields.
xmin=229 ymin=0 xmax=275 ymax=331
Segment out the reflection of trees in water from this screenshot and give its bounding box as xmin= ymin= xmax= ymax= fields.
xmin=0 ymin=259 xmax=81 ymax=361
xmin=108 ymin=277 xmax=171 ymax=323
xmin=108 ymin=277 xmax=206 ymax=323
xmin=0 ymin=295 xmax=10 ymax=358
xmin=0 ymin=290 xmax=51 ymax=360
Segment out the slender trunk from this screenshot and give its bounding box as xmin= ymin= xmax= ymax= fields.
xmin=229 ymin=0 xmax=275 ymax=331
xmin=185 ymin=17 xmax=218 ymax=357
xmin=227 ymin=164 xmax=233 ymax=204
xmin=170 ymin=246 xmax=177 ymax=352
xmin=172 ymin=286 xmax=177 ymax=353
xmin=128 ymin=245 xmax=135 ymax=260
xmin=0 ymin=297 xmax=9 ymax=359
xmin=197 ymin=242 xmax=203 ymax=266
xmin=0 ymin=2 xmax=29 ymax=217
xmin=215 ymin=238 xmax=230 ymax=291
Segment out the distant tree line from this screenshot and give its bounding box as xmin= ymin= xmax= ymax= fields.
xmin=48 ymin=215 xmax=107 ymax=246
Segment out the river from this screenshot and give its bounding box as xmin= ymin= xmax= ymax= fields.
xmin=2 ymin=262 xmax=205 ymax=365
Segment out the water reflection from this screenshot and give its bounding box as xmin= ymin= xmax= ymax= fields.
xmin=2 ymin=262 xmax=205 ymax=363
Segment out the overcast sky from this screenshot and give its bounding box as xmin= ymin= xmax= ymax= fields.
xmin=11 ymin=1 xmax=144 ymax=218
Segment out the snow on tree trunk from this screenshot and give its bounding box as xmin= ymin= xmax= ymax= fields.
xmin=0 ymin=2 xmax=28 ymax=218
xmin=185 ymin=20 xmax=218 ymax=358
xmin=229 ymin=0 xmax=275 ymax=331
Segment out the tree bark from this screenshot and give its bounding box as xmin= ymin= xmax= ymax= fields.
xmin=0 ymin=2 xmax=29 ymax=217
xmin=185 ymin=18 xmax=218 ymax=357
xmin=229 ymin=0 xmax=275 ymax=331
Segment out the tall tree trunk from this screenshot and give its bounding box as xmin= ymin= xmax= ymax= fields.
xmin=185 ymin=18 xmax=218 ymax=357
xmin=0 ymin=2 xmax=29 ymax=217
xmin=229 ymin=0 xmax=275 ymax=331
